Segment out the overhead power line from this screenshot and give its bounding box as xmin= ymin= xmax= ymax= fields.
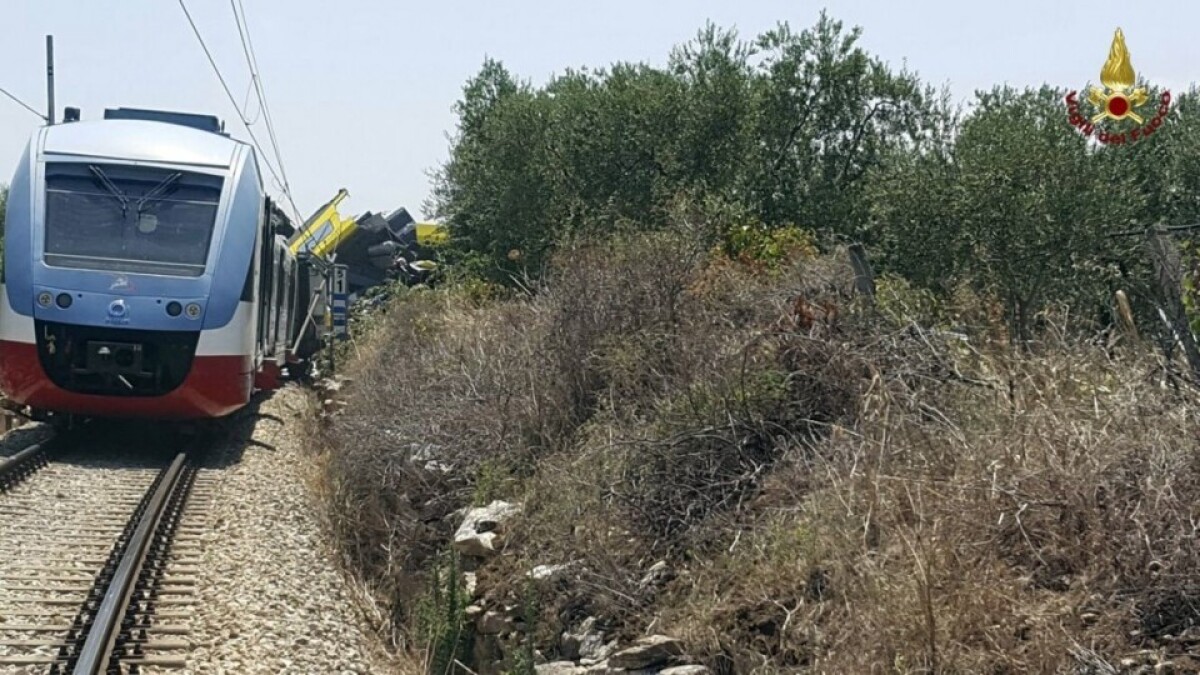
xmin=230 ymin=0 xmax=292 ymax=206
xmin=0 ymin=85 xmax=47 ymax=122
xmin=176 ymin=0 xmax=303 ymax=224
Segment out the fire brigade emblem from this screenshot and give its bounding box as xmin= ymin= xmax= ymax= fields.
xmin=1065 ymin=28 xmax=1172 ymax=145
xmin=1088 ymin=29 xmax=1148 ymax=123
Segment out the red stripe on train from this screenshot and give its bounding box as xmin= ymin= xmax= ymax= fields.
xmin=0 ymin=340 xmax=253 ymax=420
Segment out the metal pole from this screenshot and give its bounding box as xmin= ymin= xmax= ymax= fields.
xmin=45 ymin=35 xmax=54 ymax=125
xmin=326 ymin=274 xmax=335 ymax=376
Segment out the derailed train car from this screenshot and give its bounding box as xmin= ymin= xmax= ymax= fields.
xmin=288 ymin=192 xmax=447 ymax=294
xmin=0 ymin=108 xmax=322 ymax=420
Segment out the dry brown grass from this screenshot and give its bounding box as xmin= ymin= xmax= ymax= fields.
xmin=312 ymin=227 xmax=1200 ymax=674
xmin=663 ymin=343 xmax=1200 ymax=672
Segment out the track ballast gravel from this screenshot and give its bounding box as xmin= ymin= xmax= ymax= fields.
xmin=0 ymin=386 xmax=394 ymax=674
xmin=186 ymin=384 xmax=391 ymax=675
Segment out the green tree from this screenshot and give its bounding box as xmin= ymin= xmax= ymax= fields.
xmin=952 ymin=86 xmax=1142 ymax=342
xmin=431 ymin=14 xmax=945 ymax=279
xmin=429 ymin=59 xmax=556 ymax=279
xmin=867 ymin=139 xmax=961 ymax=294
xmin=737 ymin=13 xmax=935 ymax=240
xmin=1122 ymin=87 xmax=1200 ymax=225
xmin=666 ymin=23 xmax=754 ymax=198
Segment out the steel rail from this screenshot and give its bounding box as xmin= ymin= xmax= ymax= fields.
xmin=0 ymin=440 xmax=51 ymax=491
xmin=71 ymin=451 xmax=189 ymax=675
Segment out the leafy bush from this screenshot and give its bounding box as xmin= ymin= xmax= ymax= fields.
xmin=722 ymin=223 xmax=818 ymax=270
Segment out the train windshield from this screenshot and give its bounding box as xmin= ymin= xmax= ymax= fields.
xmin=43 ymin=162 xmax=223 ymax=277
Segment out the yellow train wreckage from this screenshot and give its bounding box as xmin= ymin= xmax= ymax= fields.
xmin=288 ymin=188 xmax=447 ymax=294
xmin=284 ymin=190 xmax=445 ymax=345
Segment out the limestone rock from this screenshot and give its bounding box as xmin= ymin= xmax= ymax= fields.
xmin=638 ymin=560 xmax=671 ymax=589
xmin=608 ymin=635 xmax=684 ymax=670
xmin=410 ymin=442 xmax=453 ymax=473
xmin=561 ymin=616 xmax=607 ymax=661
xmin=660 ymin=667 xmax=711 ymax=675
xmin=536 ymin=662 xmax=583 ymax=675
xmin=529 ymin=560 xmax=580 ymax=582
xmin=452 ymin=500 xmax=522 ymax=557
xmin=579 ymin=639 xmax=618 ymax=664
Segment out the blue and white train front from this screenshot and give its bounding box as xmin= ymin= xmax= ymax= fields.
xmin=0 ymin=112 xmax=267 ymax=419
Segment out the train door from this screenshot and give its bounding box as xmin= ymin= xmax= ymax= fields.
xmin=257 ymin=202 xmax=276 ymax=357
xmin=278 ymin=255 xmax=293 ymax=357
xmin=271 ymin=246 xmax=285 ymax=357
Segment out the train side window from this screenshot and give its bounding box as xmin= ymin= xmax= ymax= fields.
xmin=240 ymin=246 xmax=256 ymax=303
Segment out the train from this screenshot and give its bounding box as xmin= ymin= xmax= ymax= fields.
xmin=287 ymin=189 xmax=448 ymax=294
xmin=0 ymin=107 xmax=323 ymax=421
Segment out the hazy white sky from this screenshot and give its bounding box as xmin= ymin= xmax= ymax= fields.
xmin=2 ymin=1 xmax=1198 ymax=221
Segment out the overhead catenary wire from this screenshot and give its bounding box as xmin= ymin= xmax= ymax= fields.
xmin=0 ymin=84 xmax=47 ymax=122
xmin=230 ymin=0 xmax=292 ymax=208
xmin=176 ymin=0 xmax=304 ymax=224
xmin=240 ymin=78 xmax=262 ymax=126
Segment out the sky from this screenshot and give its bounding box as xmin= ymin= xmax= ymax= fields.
xmin=2 ymin=1 xmax=1199 ymax=223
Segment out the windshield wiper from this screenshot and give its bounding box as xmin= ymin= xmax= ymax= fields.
xmin=136 ymin=172 xmax=182 ymax=214
xmin=88 ymin=165 xmax=130 ymax=216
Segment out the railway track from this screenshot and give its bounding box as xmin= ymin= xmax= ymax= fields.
xmin=0 ymin=437 xmax=216 ymax=674
xmin=0 ymin=439 xmax=53 ymax=492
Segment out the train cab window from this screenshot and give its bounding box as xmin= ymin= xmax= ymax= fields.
xmin=43 ymin=162 xmax=223 ymax=277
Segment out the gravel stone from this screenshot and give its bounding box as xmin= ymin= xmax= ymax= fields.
xmin=0 ymin=390 xmax=396 ymax=674
xmin=0 ymin=441 xmax=162 ymax=673
xmin=183 ymin=385 xmax=396 ymax=674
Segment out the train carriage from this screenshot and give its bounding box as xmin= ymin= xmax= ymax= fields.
xmin=0 ymin=108 xmax=320 ymax=420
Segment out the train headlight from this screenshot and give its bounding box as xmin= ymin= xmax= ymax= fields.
xmin=55 ymin=293 xmax=73 ymax=309
xmin=36 ymin=292 xmax=52 ymax=307
xmin=184 ymin=303 xmax=202 ymax=319
xmin=166 ymin=301 xmax=182 ymax=317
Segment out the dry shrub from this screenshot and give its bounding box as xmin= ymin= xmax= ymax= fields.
xmin=316 ymin=289 xmax=542 ymax=633
xmin=486 ymin=243 xmax=868 ymax=647
xmin=316 ymin=225 xmax=1200 ymax=673
xmin=318 ymin=226 xmax=727 ymax=639
xmin=663 ymin=329 xmax=1200 ymax=673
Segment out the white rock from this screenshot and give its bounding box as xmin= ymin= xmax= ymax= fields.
xmin=661 ymin=667 xmax=712 ymax=675
xmin=529 ymin=560 xmax=580 ymax=581
xmin=453 ymin=500 xmax=522 ymax=557
xmin=536 ymin=663 xmax=583 ymax=675
xmin=564 ymin=617 xmax=611 ymax=662
xmin=638 ymin=560 xmax=670 ymax=588
xmin=608 ymin=635 xmax=685 ymax=670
